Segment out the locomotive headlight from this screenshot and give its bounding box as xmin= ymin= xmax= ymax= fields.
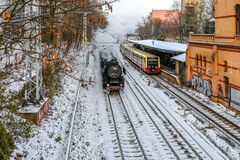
xmin=107 ymin=84 xmax=110 ymax=86
xmin=120 ymin=84 xmax=122 ymax=86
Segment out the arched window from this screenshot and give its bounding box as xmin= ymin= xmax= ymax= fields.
xmin=203 ymin=56 xmax=206 ymax=68
xmin=224 ymin=60 xmax=228 ymax=72
xmin=196 ymin=54 xmax=198 ymax=66
xmin=200 ymin=56 xmax=202 ymax=67
xmin=224 ymin=76 xmax=229 ymax=99
xmin=236 ymin=5 xmax=240 ymax=34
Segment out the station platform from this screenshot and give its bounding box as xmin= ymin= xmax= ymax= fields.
xmin=160 ymin=69 xmax=181 ymax=85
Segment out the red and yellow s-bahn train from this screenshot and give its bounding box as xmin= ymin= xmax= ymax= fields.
xmin=120 ymin=43 xmax=160 ymax=74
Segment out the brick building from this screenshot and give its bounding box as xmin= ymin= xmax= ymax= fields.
xmin=187 ymin=0 xmax=240 ymax=112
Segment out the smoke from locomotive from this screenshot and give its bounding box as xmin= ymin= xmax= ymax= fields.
xmin=100 ymin=52 xmax=125 ymax=93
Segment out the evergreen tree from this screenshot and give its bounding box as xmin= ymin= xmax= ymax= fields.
xmin=0 ymin=122 xmax=14 ymax=160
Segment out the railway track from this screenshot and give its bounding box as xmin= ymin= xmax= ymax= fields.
xmin=152 ymin=75 xmax=240 ymax=147
xmin=105 ymin=93 xmax=148 ymax=160
xmin=65 ymin=51 xmax=90 ymax=159
xmin=125 ymin=71 xmax=229 ymax=160
xmin=65 ymin=81 xmax=81 ymax=160
xmin=122 ymin=57 xmax=240 ymax=147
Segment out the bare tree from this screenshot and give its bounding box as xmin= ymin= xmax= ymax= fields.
xmin=171 ymin=0 xmax=184 ymax=42
xmin=0 ymin=0 xmax=117 ymax=68
xmin=135 ymin=9 xmax=180 ymax=41
xmin=135 ymin=16 xmax=151 ymax=40
xmin=0 ymin=0 xmax=118 ymax=103
xmin=171 ymin=0 xmax=215 ymax=41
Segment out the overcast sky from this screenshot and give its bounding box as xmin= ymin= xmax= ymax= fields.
xmin=103 ymin=0 xmax=174 ymax=40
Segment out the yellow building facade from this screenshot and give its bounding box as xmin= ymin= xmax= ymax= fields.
xmin=187 ymin=0 xmax=240 ymax=112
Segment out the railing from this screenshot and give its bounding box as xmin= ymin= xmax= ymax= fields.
xmin=189 ymin=34 xmax=215 ymax=43
xmin=189 ymin=34 xmax=240 ymax=46
xmin=235 ymin=35 xmax=240 ymax=45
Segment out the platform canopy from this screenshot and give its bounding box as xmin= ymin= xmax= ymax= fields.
xmin=128 ymin=39 xmax=187 ymax=54
xmin=171 ymin=53 xmax=186 ymax=62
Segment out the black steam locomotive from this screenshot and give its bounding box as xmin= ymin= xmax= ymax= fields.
xmin=100 ymin=53 xmax=125 ymax=93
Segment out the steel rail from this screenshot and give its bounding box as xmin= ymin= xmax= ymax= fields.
xmin=122 ymin=57 xmax=229 ymax=159
xmin=122 ymin=55 xmax=240 ymax=147
xmin=124 ymin=80 xmax=181 ymax=160
xmin=117 ymin=93 xmax=148 ymax=160
xmin=126 ymin=72 xmax=209 ymax=160
xmin=154 ymin=75 xmax=240 ymax=146
xmin=65 ymin=82 xmax=81 ymax=160
xmin=106 ymin=94 xmax=125 ymax=160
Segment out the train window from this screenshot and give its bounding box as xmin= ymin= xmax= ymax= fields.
xmin=147 ymin=57 xmax=158 ymax=67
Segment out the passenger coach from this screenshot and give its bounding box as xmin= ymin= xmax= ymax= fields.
xmin=120 ymin=43 xmax=160 ymax=74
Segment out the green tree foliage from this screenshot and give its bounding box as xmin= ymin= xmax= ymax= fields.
xmin=0 ymin=122 xmax=15 ymax=160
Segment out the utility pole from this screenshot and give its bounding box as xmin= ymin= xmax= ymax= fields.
xmin=24 ymin=1 xmax=43 ymax=105
xmin=82 ymin=10 xmax=107 ymax=43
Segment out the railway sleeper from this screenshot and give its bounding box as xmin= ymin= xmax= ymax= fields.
xmin=122 ymin=146 xmax=141 ymax=149
xmin=124 ymin=150 xmax=143 ymax=154
xmin=113 ymin=150 xmax=120 ymax=153
xmin=122 ymin=149 xmax=142 ymax=153
xmin=186 ymin=154 xmax=196 ymax=159
xmin=120 ymin=139 xmax=138 ymax=145
xmin=121 ymin=138 xmax=137 ymax=142
xmin=118 ymin=133 xmax=135 ymax=137
xmin=113 ymin=146 xmax=120 ymax=149
xmin=124 ymin=155 xmax=143 ymax=159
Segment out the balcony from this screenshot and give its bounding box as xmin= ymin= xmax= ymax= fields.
xmin=189 ymin=34 xmax=240 ymax=45
xmin=189 ymin=34 xmax=215 ymax=43
xmin=235 ymin=35 xmax=240 ymax=45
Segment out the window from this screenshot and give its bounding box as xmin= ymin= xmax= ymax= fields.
xmin=196 ymin=54 xmax=199 ymax=66
xmin=224 ymin=76 xmax=229 ymax=99
xmin=203 ymin=56 xmax=207 ymax=68
xmin=200 ymin=56 xmax=202 ymax=67
xmin=224 ymin=61 xmax=228 ymax=72
xmin=236 ymin=5 xmax=240 ymax=34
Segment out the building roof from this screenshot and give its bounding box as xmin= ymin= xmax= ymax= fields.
xmin=128 ymin=39 xmax=187 ymax=54
xmin=171 ymin=53 xmax=186 ymax=62
xmin=151 ymin=9 xmax=179 ymax=22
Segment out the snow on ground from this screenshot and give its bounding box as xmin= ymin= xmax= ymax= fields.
xmin=10 ymin=48 xmax=85 ymax=159
xmin=125 ymin=68 xmax=230 ymax=159
xmin=11 ymin=76 xmax=78 ymax=159
xmin=111 ymin=43 xmax=240 ymax=160
xmin=8 ymin=39 xmax=239 ymax=160
xmin=182 ymin=87 xmax=240 ymax=124
xmin=68 ymin=45 xmax=115 ymax=159
xmin=121 ymin=86 xmax=174 ymax=159
xmin=123 ymin=63 xmax=239 ymax=159
xmin=10 ymin=44 xmax=116 ymax=160
xmin=0 ymin=63 xmax=25 ymax=96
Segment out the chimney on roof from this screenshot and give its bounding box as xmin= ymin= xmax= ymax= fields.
xmin=152 ymin=40 xmax=155 ymax=45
